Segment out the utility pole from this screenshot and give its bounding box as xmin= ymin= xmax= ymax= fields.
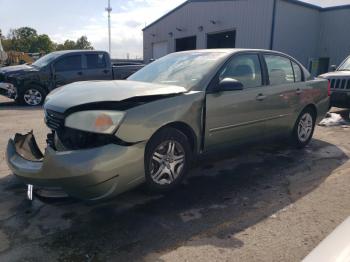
xmin=106 ymin=0 xmax=112 ymax=56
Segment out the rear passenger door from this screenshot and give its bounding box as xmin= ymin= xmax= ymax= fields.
xmin=83 ymin=53 xmax=112 ymax=81
xmin=52 ymin=54 xmax=84 ymax=89
xmin=262 ymin=54 xmax=303 ymax=136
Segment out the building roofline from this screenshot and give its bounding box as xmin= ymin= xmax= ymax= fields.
xmin=143 ymin=0 xmax=234 ymax=31
xmin=143 ymin=0 xmax=350 ymax=31
xmin=143 ymin=0 xmax=189 ymax=31
xmin=281 ymin=0 xmax=322 ymax=11
xmin=282 ymin=0 xmax=350 ymax=12
xmin=322 ymin=4 xmax=350 ymax=12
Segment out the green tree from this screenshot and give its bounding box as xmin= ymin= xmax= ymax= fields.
xmin=1 ymin=27 xmax=94 ymax=53
xmin=8 ymin=27 xmax=38 ymax=52
xmin=32 ymin=34 xmax=54 ymax=53
xmin=13 ymin=27 xmax=38 ymax=39
xmin=75 ymin=36 xmax=93 ymax=50
xmin=56 ymin=40 xmax=76 ymax=50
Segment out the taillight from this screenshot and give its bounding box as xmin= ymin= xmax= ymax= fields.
xmin=327 ymin=80 xmax=331 ymax=97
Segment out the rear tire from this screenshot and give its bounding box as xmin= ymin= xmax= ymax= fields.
xmin=17 ymin=85 xmax=46 ymax=106
xmin=291 ymin=108 xmax=316 ymax=148
xmin=145 ymin=127 xmax=191 ymax=192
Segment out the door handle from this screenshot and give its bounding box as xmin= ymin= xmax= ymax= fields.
xmin=77 ymin=71 xmax=83 ymax=76
xmin=296 ymin=88 xmax=302 ymax=95
xmin=256 ymin=94 xmax=266 ymax=101
xmin=103 ymin=69 xmax=110 ymax=74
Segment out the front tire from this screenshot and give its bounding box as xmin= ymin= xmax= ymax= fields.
xmin=17 ymin=85 xmax=46 ymax=106
xmin=145 ymin=128 xmax=191 ymax=192
xmin=291 ymin=108 xmax=316 ymax=148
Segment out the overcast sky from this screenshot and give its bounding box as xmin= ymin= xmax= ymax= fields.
xmin=0 ymin=0 xmax=349 ymax=59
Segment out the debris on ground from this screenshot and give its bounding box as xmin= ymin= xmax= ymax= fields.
xmin=319 ymin=112 xmax=349 ymax=127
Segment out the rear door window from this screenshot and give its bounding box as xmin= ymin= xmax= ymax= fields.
xmin=292 ymin=61 xmax=302 ymax=82
xmin=55 ymin=55 xmax=82 ymax=72
xmin=219 ymin=54 xmax=262 ymax=88
xmin=86 ymin=53 xmax=107 ymax=69
xmin=265 ymin=55 xmax=294 ymax=85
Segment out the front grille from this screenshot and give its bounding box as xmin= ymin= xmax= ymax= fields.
xmin=45 ymin=110 xmax=65 ymax=131
xmin=45 ymin=110 xmax=130 ymax=150
xmin=56 ymin=127 xmax=124 ymax=150
xmin=330 ymin=78 xmax=350 ymax=90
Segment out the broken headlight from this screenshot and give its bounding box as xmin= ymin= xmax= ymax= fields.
xmin=65 ymin=110 xmax=125 ymax=134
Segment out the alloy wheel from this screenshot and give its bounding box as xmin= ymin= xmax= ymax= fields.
xmin=23 ymin=89 xmax=42 ymax=106
xmin=149 ymin=140 xmax=185 ymax=185
xmin=297 ymin=112 xmax=313 ymax=142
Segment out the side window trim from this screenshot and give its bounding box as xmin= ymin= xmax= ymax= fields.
xmin=258 ymin=53 xmax=269 ymax=86
xmin=82 ymin=54 xmax=87 ymax=69
xmin=290 ymin=60 xmax=296 ymax=82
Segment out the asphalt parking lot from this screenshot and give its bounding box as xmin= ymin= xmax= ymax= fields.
xmin=0 ymin=96 xmax=350 ymax=262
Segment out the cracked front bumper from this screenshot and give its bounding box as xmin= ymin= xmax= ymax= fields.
xmin=6 ymin=132 xmax=146 ymax=200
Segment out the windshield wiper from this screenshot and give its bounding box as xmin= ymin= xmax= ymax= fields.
xmin=338 ymin=69 xmax=350 ymax=71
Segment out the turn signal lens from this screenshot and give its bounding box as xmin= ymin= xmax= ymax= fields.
xmin=94 ymin=114 xmax=113 ymax=132
xmin=65 ymin=110 xmax=125 ymax=134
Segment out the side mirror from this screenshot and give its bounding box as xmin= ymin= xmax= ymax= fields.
xmin=218 ymin=78 xmax=244 ymax=91
xmin=330 ymin=65 xmax=337 ymax=72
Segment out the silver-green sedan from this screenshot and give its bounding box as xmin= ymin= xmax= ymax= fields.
xmin=6 ymin=49 xmax=330 ymax=200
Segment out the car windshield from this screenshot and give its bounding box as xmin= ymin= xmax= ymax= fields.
xmin=338 ymin=57 xmax=350 ymax=71
xmin=32 ymin=52 xmax=61 ymax=68
xmin=128 ymin=51 xmax=228 ymax=90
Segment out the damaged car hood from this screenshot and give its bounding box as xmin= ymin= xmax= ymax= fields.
xmin=0 ymin=64 xmax=38 ymax=74
xmin=44 ymin=80 xmax=187 ymax=113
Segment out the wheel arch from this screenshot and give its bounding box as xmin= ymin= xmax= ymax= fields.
xmin=147 ymin=121 xmax=198 ymax=154
xmin=26 ymin=81 xmax=49 ymax=91
xmin=302 ymin=104 xmax=318 ymax=119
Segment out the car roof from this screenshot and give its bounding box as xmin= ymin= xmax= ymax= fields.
xmin=174 ymin=48 xmax=304 ymax=68
xmin=175 ymin=48 xmax=289 ymax=56
xmin=50 ymin=50 xmax=107 ymax=55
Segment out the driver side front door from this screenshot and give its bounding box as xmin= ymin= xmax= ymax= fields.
xmin=204 ymin=53 xmax=271 ymax=151
xmin=51 ymin=54 xmax=84 ymax=90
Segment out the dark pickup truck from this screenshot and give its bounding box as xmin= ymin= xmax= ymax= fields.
xmin=0 ymin=50 xmax=143 ymax=106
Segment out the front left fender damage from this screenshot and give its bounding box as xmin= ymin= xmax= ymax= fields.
xmin=6 ymin=131 xmax=146 ymax=200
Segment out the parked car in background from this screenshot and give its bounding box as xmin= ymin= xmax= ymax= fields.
xmin=319 ymin=55 xmax=350 ymax=108
xmin=6 ymin=49 xmax=329 ymax=201
xmin=0 ymin=50 xmax=144 ymax=106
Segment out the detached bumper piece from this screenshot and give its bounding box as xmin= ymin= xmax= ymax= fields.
xmin=13 ymin=132 xmax=43 ymax=161
xmin=9 ymin=132 xmax=68 ymax=200
xmin=6 ymin=131 xmax=146 ymax=200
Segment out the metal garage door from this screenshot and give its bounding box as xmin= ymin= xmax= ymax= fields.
xmin=152 ymin=41 xmax=168 ymax=59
